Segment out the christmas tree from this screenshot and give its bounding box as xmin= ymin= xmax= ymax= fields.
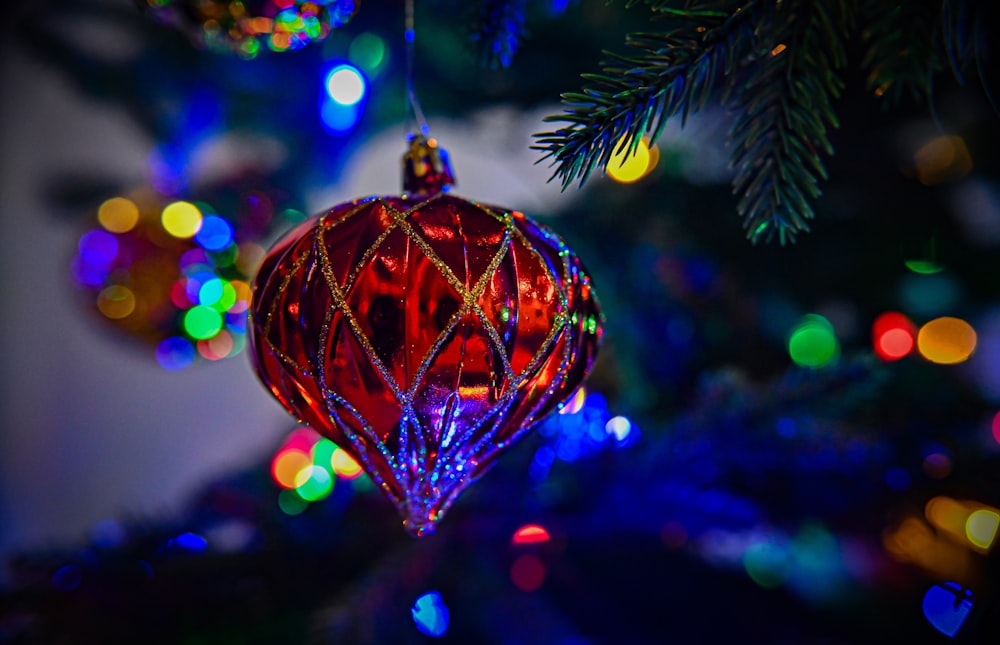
xmin=1 ymin=1 xmax=998 ymax=642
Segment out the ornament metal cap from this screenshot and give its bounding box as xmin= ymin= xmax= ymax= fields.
xmin=403 ymin=133 xmax=455 ymax=194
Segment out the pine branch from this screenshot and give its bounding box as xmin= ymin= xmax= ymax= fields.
xmin=942 ymin=0 xmax=999 ymax=112
xmin=532 ymin=0 xmax=993 ymax=243
xmin=471 ymin=0 xmax=529 ymax=69
xmin=727 ymin=0 xmax=851 ymax=244
xmin=860 ymin=1 xmax=942 ymax=105
xmin=533 ymin=2 xmax=754 ymax=189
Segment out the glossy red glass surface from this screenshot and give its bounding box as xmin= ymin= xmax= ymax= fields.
xmin=250 ymin=192 xmax=602 ymax=535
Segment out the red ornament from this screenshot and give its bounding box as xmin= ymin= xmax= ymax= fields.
xmin=249 ymin=137 xmax=602 ymax=535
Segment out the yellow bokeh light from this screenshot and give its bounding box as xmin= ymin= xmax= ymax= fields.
xmin=331 ymin=447 xmax=363 ymax=479
xmin=882 ymin=515 xmax=975 ymax=583
xmin=607 ymin=138 xmax=658 ymax=183
xmin=915 ymin=135 xmax=972 ymax=185
xmin=97 ymin=197 xmax=140 ymax=233
xmin=96 ymin=285 xmax=136 ymax=319
xmin=229 ymin=280 xmax=252 ymax=313
xmin=966 ymin=509 xmax=999 ymax=550
xmin=161 ymin=201 xmax=203 ymax=238
xmin=271 ymin=449 xmax=311 ymax=489
xmin=917 ymin=317 xmax=977 ymax=364
xmin=925 ymin=496 xmax=970 ymax=534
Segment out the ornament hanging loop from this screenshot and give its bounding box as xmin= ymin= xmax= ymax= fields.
xmin=401 ymin=0 xmax=454 ymax=194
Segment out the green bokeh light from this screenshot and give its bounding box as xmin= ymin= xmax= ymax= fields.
xmin=904 ymin=260 xmax=944 ymax=275
xmin=788 ymin=314 xmax=839 ymax=368
xmin=209 ymin=281 xmax=237 ymax=312
xmin=183 ymin=305 xmax=224 ymax=340
xmin=349 ymin=33 xmax=387 ymax=73
xmin=311 ymin=438 xmax=336 ymax=470
xmin=296 ymin=465 xmax=334 ymax=502
xmin=278 ymin=489 xmax=308 ymax=515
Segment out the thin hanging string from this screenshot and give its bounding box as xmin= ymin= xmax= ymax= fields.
xmin=405 ymin=0 xmax=430 ymax=136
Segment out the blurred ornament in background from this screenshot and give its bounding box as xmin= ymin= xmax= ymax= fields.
xmin=71 ymin=183 xmax=294 ymax=368
xmin=249 ymin=135 xmax=603 ymax=536
xmin=143 ymin=0 xmax=360 ymax=58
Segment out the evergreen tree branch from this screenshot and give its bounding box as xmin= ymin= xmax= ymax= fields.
xmin=727 ymin=0 xmax=851 ymax=244
xmin=533 ymin=1 xmax=755 ymax=189
xmin=942 ymin=0 xmax=998 ymax=112
xmin=860 ymin=1 xmax=942 ymax=106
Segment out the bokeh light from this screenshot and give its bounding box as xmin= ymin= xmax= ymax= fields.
xmin=193 ymin=215 xmax=234 ymax=251
xmin=965 ymin=509 xmax=999 ymax=550
xmin=156 ymin=336 xmax=196 ymax=370
xmin=320 ymin=99 xmax=363 ymax=133
xmin=97 ymin=197 xmax=140 ymax=233
xmin=277 ymin=489 xmax=308 ymax=515
xmin=872 ymin=311 xmax=916 ymax=361
xmin=917 ymin=317 xmax=977 ymax=364
xmin=411 ymin=591 xmax=449 ymax=638
xmin=78 ymin=230 xmax=118 ymax=266
xmin=294 ymin=464 xmax=333 ymax=501
xmin=96 ymin=285 xmax=136 ymax=320
xmin=311 ymin=438 xmax=336 ymax=470
xmin=512 ymin=524 xmax=551 ymax=545
xmin=607 ymin=138 xmax=658 ymax=183
xmin=183 ymin=305 xmax=224 ymax=340
xmin=993 ymin=411 xmax=1000 ymax=445
xmin=271 ymin=449 xmax=312 ymax=489
xmin=915 ymin=135 xmax=973 ymax=186
xmin=72 ymin=187 xmax=277 ymax=369
xmin=510 ymin=554 xmax=546 ymax=592
xmin=883 ymin=515 xmax=974 ymax=583
xmin=605 ymin=415 xmax=632 ymax=441
xmin=169 ymin=532 xmax=208 ymax=552
xmin=923 ymin=582 xmax=974 ymax=638
xmin=144 ymin=0 xmax=357 ymax=59
xmin=197 ymin=330 xmax=234 ymax=360
xmin=788 ymin=314 xmax=840 ymax=368
xmin=325 ymin=64 xmax=366 ymax=105
xmin=925 ymin=496 xmax=964 ymax=531
xmin=161 ymin=201 xmax=203 ymax=238
xmin=331 ymin=447 xmax=363 ymax=479
xmin=349 ymin=32 xmax=387 ymax=74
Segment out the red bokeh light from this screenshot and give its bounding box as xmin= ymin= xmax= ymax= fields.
xmin=511 ymin=554 xmax=546 ymax=592
xmin=872 ymin=311 xmax=917 ymax=361
xmin=512 ymin=524 xmax=550 ymax=545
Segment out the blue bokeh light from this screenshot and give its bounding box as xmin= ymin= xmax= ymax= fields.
xmin=320 ymin=99 xmax=362 ymax=134
xmin=923 ymin=582 xmax=974 ymax=638
xmin=156 ymin=336 xmax=196 ymax=370
xmin=169 ymin=531 xmax=208 ymax=553
xmin=194 ymin=215 xmax=234 ymax=251
xmin=412 ymin=591 xmax=449 ymax=637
